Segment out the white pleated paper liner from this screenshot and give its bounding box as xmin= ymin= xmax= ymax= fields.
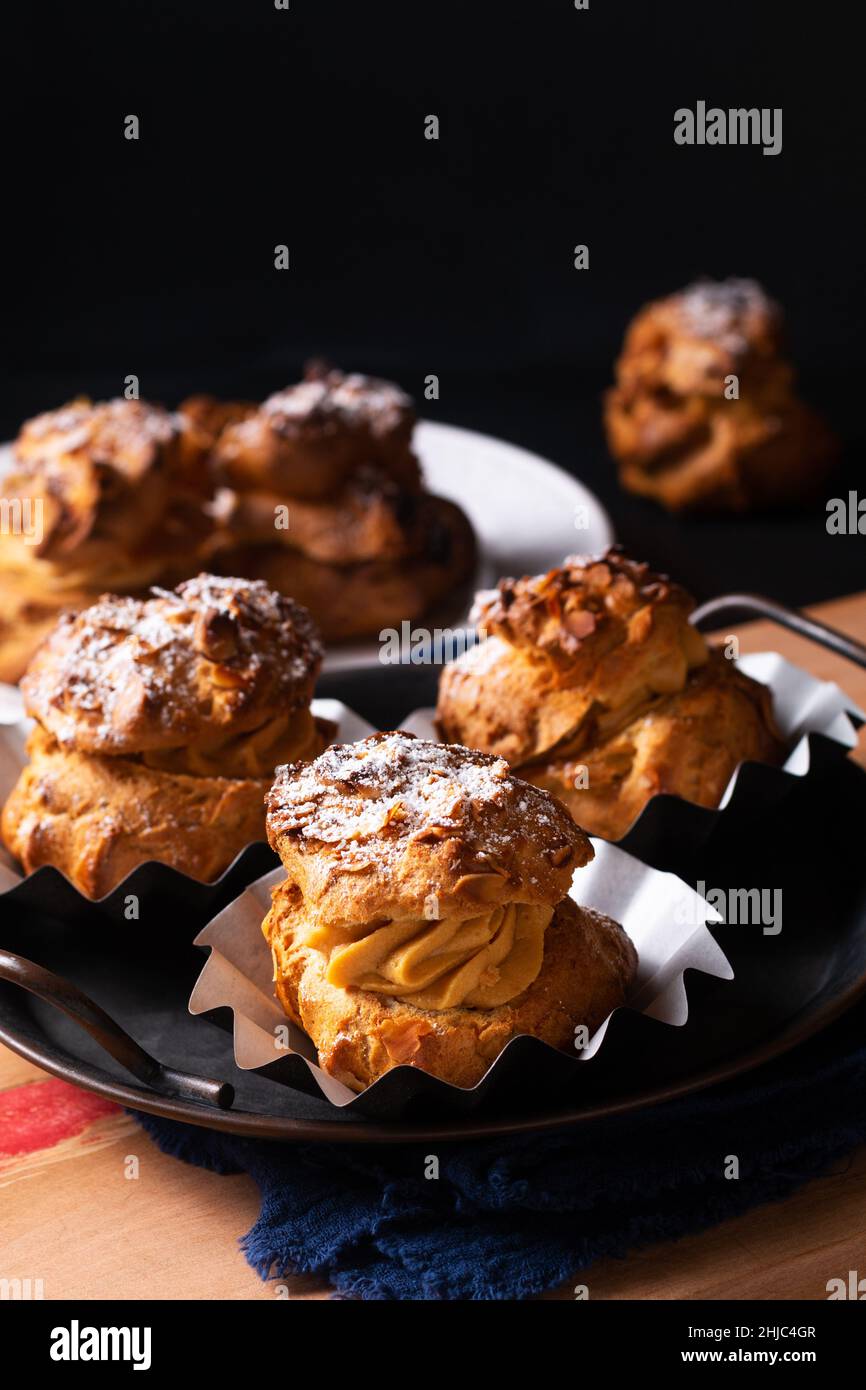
xmin=188 ymin=842 xmax=732 ymax=1117
xmin=400 ymin=652 xmax=865 ymax=866
xmin=0 ymin=690 xmax=376 ymax=897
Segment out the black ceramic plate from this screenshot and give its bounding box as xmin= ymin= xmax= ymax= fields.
xmin=0 ymin=664 xmax=865 ymax=1144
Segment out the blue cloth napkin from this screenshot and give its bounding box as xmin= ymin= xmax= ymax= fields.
xmin=133 ymin=1005 xmax=866 ymax=1300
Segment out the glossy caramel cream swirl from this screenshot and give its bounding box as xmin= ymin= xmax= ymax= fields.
xmin=305 ymin=901 xmax=554 ymax=1010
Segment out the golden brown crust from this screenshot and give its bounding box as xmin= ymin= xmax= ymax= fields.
xmin=262 ymin=731 xmax=636 ymax=1090
xmin=7 ymin=397 xmax=209 ymax=562
xmin=470 ymin=547 xmax=701 ymax=671
xmin=0 ymin=369 xmax=477 ymax=676
xmin=265 ymin=891 xmax=637 ymax=1091
xmin=0 ymin=396 xmax=214 ymax=682
xmin=266 ymin=731 xmax=592 ymax=931
xmin=519 ymin=652 xmax=786 ymax=840
xmin=604 ymin=279 xmax=838 ymax=513
xmin=610 ymin=278 xmax=788 ymax=399
xmin=21 ymin=575 xmax=323 ymax=758
xmin=193 ymin=369 xmax=477 ymax=642
xmin=1 ymin=725 xmax=272 ymax=897
xmin=221 ymin=494 xmax=477 ymax=642
xmin=211 ymin=365 xmax=421 ymax=500
xmin=2 ymin=575 xmax=330 ymax=895
xmin=436 ymin=551 xmax=785 ymax=837
xmin=439 ymin=549 xmax=709 ymax=766
xmin=207 ymin=468 xmax=443 ymax=566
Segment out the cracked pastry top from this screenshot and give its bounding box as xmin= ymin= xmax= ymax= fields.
xmin=6 ymin=396 xmax=209 ymax=577
xmin=261 ymin=730 xmax=637 ymax=1090
xmin=448 ymin=549 xmax=708 ymax=766
xmin=0 ymin=396 xmax=212 ymax=683
xmin=23 ymin=574 xmax=323 ymax=774
xmin=266 ymin=728 xmax=590 ymax=944
xmin=1 ymin=575 xmax=331 ymax=896
xmin=206 ymin=365 xmax=421 ymax=499
xmin=604 ymin=278 xmax=838 ymax=512
xmin=436 ymin=549 xmax=785 ymax=841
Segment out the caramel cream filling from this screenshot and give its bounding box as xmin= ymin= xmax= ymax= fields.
xmin=307 ymin=901 xmax=553 ymax=1010
xmin=141 ymin=707 xmax=321 ymax=779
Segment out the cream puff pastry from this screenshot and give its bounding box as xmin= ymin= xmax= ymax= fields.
xmin=262 ymin=731 xmax=637 ymax=1090
xmin=0 ymin=396 xmax=212 ymax=682
xmin=436 ymin=550 xmax=785 ymax=840
xmin=604 ymin=279 xmax=838 ymax=512
xmin=184 ymin=364 xmax=477 ymax=641
xmin=2 ymin=574 xmax=331 ymax=896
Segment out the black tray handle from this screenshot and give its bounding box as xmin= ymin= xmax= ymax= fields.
xmin=0 ymin=948 xmax=234 ymax=1110
xmin=692 ymin=592 xmax=866 ymax=672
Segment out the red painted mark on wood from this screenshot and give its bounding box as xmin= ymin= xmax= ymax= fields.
xmin=0 ymin=1079 xmax=118 ymax=1157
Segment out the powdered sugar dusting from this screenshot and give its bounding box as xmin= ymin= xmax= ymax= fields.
xmin=16 ymin=397 xmax=177 ymax=478
xmin=267 ymin=730 xmax=582 ymax=874
xmin=675 ymin=278 xmax=774 ymax=353
xmin=262 ymin=369 xmax=412 ymax=441
xmin=22 ymin=575 xmax=322 ymax=754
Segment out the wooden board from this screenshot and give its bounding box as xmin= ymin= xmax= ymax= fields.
xmin=2 ymin=592 xmax=865 ymax=1301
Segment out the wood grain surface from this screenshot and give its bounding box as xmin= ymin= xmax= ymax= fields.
xmin=2 ymin=592 xmax=865 ymax=1301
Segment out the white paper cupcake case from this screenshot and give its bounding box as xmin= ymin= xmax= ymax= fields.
xmin=187 ymin=842 xmax=731 ymax=1114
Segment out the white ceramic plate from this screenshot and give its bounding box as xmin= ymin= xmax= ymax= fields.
xmin=0 ymin=423 xmax=613 ymax=672
xmin=417 ymin=419 xmax=611 ymax=580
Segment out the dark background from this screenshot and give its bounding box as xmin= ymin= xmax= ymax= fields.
xmin=4 ymin=0 xmax=864 ymax=605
